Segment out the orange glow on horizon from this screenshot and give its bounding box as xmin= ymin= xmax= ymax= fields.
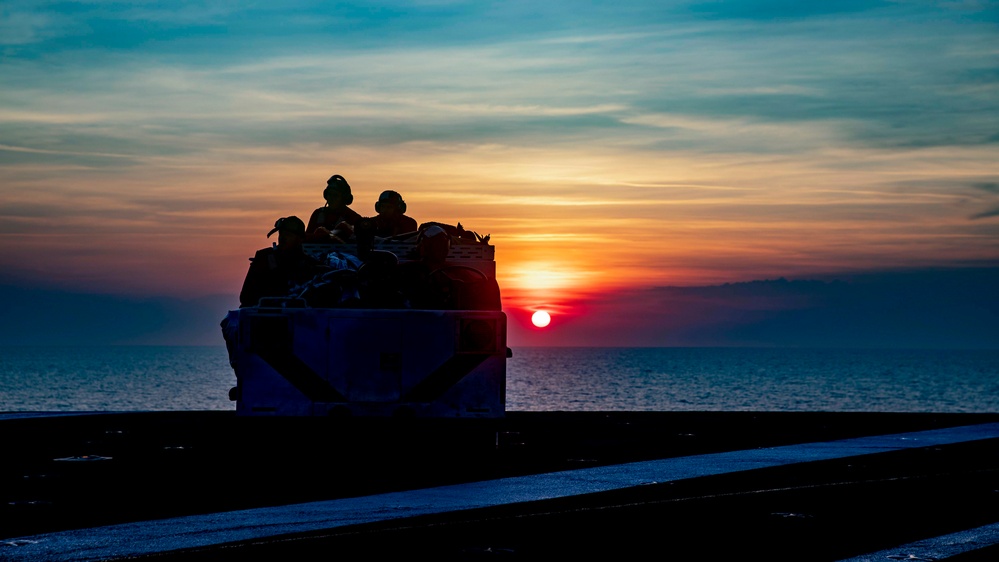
xmin=502 ymin=261 xmax=593 ymax=292
xmin=3 ymin=140 xmax=997 ymax=300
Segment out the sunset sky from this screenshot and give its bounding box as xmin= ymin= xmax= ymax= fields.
xmin=2 ymin=1 xmax=998 ymax=347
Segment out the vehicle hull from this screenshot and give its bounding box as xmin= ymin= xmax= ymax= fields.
xmin=229 ymin=306 xmax=507 ymax=418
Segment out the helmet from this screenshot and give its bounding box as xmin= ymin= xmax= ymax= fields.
xmin=267 ymin=216 xmax=306 ymax=238
xmin=375 ymin=190 xmax=406 ymax=214
xmin=323 ymin=174 xmax=353 ymax=205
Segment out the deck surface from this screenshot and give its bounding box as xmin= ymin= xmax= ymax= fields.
xmin=3 ymin=411 xmax=999 ymax=561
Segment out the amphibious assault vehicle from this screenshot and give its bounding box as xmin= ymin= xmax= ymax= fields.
xmin=225 ymin=232 xmax=507 ymax=418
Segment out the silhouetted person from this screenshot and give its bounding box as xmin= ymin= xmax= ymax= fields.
xmin=396 ymin=226 xmax=452 ymax=309
xmin=370 ymin=190 xmax=418 ymax=238
xmin=306 ymin=174 xmax=363 ymax=243
xmin=394 ymin=225 xmax=501 ymax=310
xmin=353 ymin=217 xmax=404 ymax=308
xmin=239 ymin=216 xmax=326 ymax=307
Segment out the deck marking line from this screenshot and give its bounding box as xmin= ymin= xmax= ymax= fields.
xmin=3 ymin=422 xmax=999 ymax=561
xmin=836 ymin=520 xmax=999 ymax=561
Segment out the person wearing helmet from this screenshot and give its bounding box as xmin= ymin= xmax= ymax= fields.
xmin=370 ymin=190 xmax=418 ymax=237
xmin=306 ymin=174 xmax=363 ymax=243
xmin=239 ymin=216 xmax=326 ymax=307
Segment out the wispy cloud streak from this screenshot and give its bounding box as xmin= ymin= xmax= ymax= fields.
xmin=0 ymin=0 xmax=996 ymax=300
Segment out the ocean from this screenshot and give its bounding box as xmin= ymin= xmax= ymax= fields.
xmin=1 ymin=346 xmax=997 ymax=413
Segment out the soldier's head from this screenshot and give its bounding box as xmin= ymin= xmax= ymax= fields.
xmin=417 ymin=225 xmax=450 ymax=265
xmin=267 ymin=216 xmax=306 ymax=249
xmin=323 ymin=175 xmax=353 ymax=208
xmin=375 ymin=190 xmax=406 ymax=217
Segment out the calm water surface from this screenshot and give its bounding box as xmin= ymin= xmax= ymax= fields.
xmin=1 ymin=346 xmax=997 ymax=413
xmin=507 ymin=347 xmax=999 ymax=413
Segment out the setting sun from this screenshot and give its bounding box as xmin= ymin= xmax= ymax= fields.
xmin=531 ymin=310 xmax=552 ymax=328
